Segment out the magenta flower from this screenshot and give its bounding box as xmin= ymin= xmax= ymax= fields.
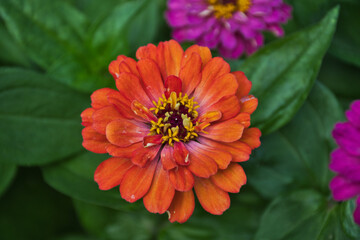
xmin=330 ymin=100 xmax=360 ymax=225
xmin=166 ymin=0 xmax=292 ymax=59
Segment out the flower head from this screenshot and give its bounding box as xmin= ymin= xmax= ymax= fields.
xmin=81 ymin=40 xmax=261 ymax=223
xmin=166 ymin=0 xmax=292 ymax=58
xmin=330 ymin=100 xmax=360 ymax=225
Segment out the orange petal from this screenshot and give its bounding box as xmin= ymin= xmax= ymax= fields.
xmin=82 ymin=127 xmax=109 ymax=154
xmin=157 ymin=40 xmax=184 ymax=79
xmin=179 ymin=52 xmax=202 ymax=95
xmin=194 ymin=178 xmax=230 ymax=215
xmin=94 ymin=157 xmax=133 ymax=190
xmin=232 ymin=71 xmax=252 ymax=98
xmin=240 ymin=128 xmax=261 ymax=149
xmin=189 ymin=141 xmax=231 ymax=170
xmin=81 ymin=108 xmax=95 ymax=127
xmin=116 ymin=72 xmax=153 ymax=108
xmin=92 ymin=106 xmax=123 ymax=134
xmin=91 ymin=88 xmax=117 ymax=109
xmin=143 ymin=135 xmax=163 ymax=147
xmin=186 ymin=142 xmax=218 ymax=178
xmin=106 ymin=119 xmax=148 ymax=147
xmin=201 ymin=119 xmax=244 ymax=142
xmin=161 ymin=145 xmax=177 ymax=170
xmin=118 ymin=57 xmax=139 ymax=78
xmin=131 ymin=100 xmax=157 ymax=122
xmin=137 ymin=59 xmax=165 ymax=102
xmin=109 ymin=55 xmax=126 ymax=79
xmin=204 ymin=95 xmax=241 ymax=121
xmin=197 ymin=111 xmax=222 ymax=123
xmin=120 ymin=160 xmax=158 ymax=203
xmin=194 ymin=73 xmax=238 ymax=108
xmin=240 ymin=95 xmax=258 ymax=114
xmin=233 ymin=112 xmax=251 ymax=128
xmin=173 ymin=142 xmax=190 ymax=165
xmin=183 ymin=45 xmax=212 ymax=68
xmin=200 ymin=138 xmax=252 ymax=162
xmin=131 ymin=144 xmax=161 ymax=167
xmin=164 ymin=75 xmax=182 ymax=98
xmin=210 ymin=163 xmax=246 ymax=193
xmin=136 ymin=43 xmax=157 ymax=61
xmin=106 ymin=142 xmax=142 ymax=158
xmin=169 ymin=166 xmax=194 ymax=191
xmin=167 ymin=190 xmax=195 ymax=223
xmin=143 ymin=161 xmax=175 ymax=214
xmin=106 ymin=90 xmax=136 ymax=119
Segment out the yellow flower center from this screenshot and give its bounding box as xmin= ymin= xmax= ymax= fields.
xmin=149 ymin=92 xmax=205 ymax=146
xmin=208 ymin=0 xmax=252 ymax=18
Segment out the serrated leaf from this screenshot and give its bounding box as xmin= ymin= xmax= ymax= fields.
xmin=241 ymin=7 xmax=339 ymax=134
xmin=0 ymin=68 xmax=88 ymax=166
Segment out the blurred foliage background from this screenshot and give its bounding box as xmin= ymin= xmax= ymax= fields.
xmin=0 ymin=0 xmax=359 ymax=239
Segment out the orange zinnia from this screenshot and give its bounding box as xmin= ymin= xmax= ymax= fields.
xmin=81 ymin=40 xmax=261 ymax=223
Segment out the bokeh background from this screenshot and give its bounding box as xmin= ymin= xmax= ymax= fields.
xmin=0 ymin=0 xmax=359 ymax=239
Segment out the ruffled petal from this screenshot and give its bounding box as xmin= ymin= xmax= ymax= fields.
xmin=161 ymin=145 xmax=177 ymax=170
xmin=189 ymin=141 xmax=231 ymax=169
xmin=330 ymin=175 xmax=360 ymax=201
xmin=131 ymin=100 xmax=157 ymax=122
xmin=240 ymin=95 xmax=258 ymax=114
xmin=81 ymin=108 xmax=95 ymax=127
xmin=143 ymin=161 xmax=175 ymax=214
xmin=186 ymin=142 xmax=218 ymax=178
xmin=232 ymin=71 xmax=252 ymax=98
xmin=106 ymin=142 xmax=143 ymax=158
xmin=94 ymin=157 xmax=133 ymax=190
xmin=239 ymin=128 xmax=261 ymax=149
xmin=183 ymin=44 xmax=212 ymax=67
xmin=200 ymin=119 xmax=244 ymax=142
xmin=346 ymin=100 xmax=360 ymax=128
xmin=137 ymin=59 xmax=165 ymax=101
xmin=91 ymin=88 xmax=117 ymax=109
xmin=120 ymin=160 xmax=158 ymax=203
xmin=233 ymin=112 xmax=251 ymax=128
xmin=204 ymin=95 xmax=241 ymax=121
xmin=169 ymin=166 xmax=194 ymax=191
xmin=173 ymin=142 xmax=190 ymax=165
xmin=194 ymin=178 xmax=230 ymax=215
xmin=106 ymin=119 xmax=148 ymax=147
xmin=167 ymin=190 xmax=195 ymax=223
xmin=131 ymin=144 xmax=161 ymax=167
xmin=164 ymin=75 xmax=182 ymax=98
xmin=198 ymin=111 xmax=222 ymax=123
xmin=109 ymin=55 xmax=126 ymax=79
xmin=210 ymin=163 xmax=246 ymax=193
xmin=333 ymin=122 xmax=360 ymax=157
xmin=136 ymin=43 xmax=157 ymax=61
xmin=92 ymin=106 xmax=122 ymax=134
xmin=157 ymin=40 xmax=184 ymax=79
xmin=179 ymin=52 xmax=202 ymax=95
xmin=82 ymin=127 xmax=109 ymax=154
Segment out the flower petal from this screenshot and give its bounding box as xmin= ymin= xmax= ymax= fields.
xmin=120 ymin=160 xmax=158 ymax=203
xmin=92 ymin=106 xmax=122 ymax=134
xmin=143 ymin=161 xmax=175 ymax=214
xmin=109 ymin=55 xmax=126 ymax=79
xmin=173 ymin=142 xmax=190 ymax=165
xmin=232 ymin=71 xmax=252 ymax=98
xmin=82 ymin=127 xmax=109 ymax=154
xmin=164 ymin=75 xmax=182 ymax=98
xmin=186 ymin=142 xmax=218 ymax=178
xmin=167 ymin=190 xmax=195 ymax=223
xmin=161 ymin=145 xmax=177 ymax=170
xmin=239 ymin=128 xmax=261 ymax=149
xmin=194 ymin=178 xmax=230 ymax=215
xmin=137 ymin=59 xmax=165 ymax=102
xmin=234 ymin=112 xmax=251 ymax=128
xmin=190 ymin=141 xmax=232 ymax=169
xmin=210 ymin=163 xmax=246 ymax=193
xmin=106 ymin=142 xmax=143 ymax=158
xmin=201 ymin=119 xmax=244 ymax=142
xmin=131 ymin=100 xmax=157 ymax=122
xmin=183 ymin=44 xmax=212 ymax=67
xmin=106 ymin=119 xmax=148 ymax=147
xmin=330 ymin=175 xmax=360 ymax=201
xmin=157 ymin=40 xmax=184 ymax=78
xmin=240 ymin=95 xmax=258 ymax=114
xmin=107 ymin=90 xmax=136 ymax=119
xmin=169 ymin=166 xmax=194 ymax=191
xmin=118 ymin=57 xmax=139 ymax=77
xmin=136 ymin=43 xmax=157 ymax=61
xmin=179 ymin=52 xmax=202 ymax=95
xmin=94 ymin=157 xmax=133 ymax=190
xmin=131 ymin=144 xmax=161 ymax=167
xmin=204 ymin=95 xmax=241 ymax=121
xmin=91 ymin=88 xmax=117 ymax=109
xmin=198 ymin=111 xmax=222 ymax=123
xmin=116 ymin=72 xmax=153 ymax=108
xmin=81 ymin=108 xmax=95 ymax=127
xmin=333 ymin=122 xmax=360 ymax=157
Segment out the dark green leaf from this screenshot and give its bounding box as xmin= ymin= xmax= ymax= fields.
xmin=73 ymin=199 xmax=158 ymax=240
xmin=0 ymin=162 xmax=16 ymax=197
xmin=0 ymin=68 xmax=88 ymax=165
xmin=241 ymin=7 xmax=339 ymax=134
xmin=247 ymin=82 xmax=343 ymax=198
xmin=340 ymin=200 xmax=360 ymax=238
xmin=42 ymin=151 xmax=141 ymax=211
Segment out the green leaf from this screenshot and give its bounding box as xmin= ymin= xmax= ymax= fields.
xmin=255 ymin=189 xmax=356 ymax=240
xmin=247 ymin=82 xmax=343 ymax=198
xmin=0 ymin=163 xmax=16 ymax=197
xmin=0 ymin=68 xmax=88 ymax=166
xmin=73 ymin=199 xmax=158 ymax=240
xmin=0 ymin=168 xmax=79 ymax=240
xmin=42 ymin=151 xmax=141 ymax=211
xmin=241 ymin=7 xmax=339 ymax=134
xmin=340 ymin=200 xmax=360 ymax=238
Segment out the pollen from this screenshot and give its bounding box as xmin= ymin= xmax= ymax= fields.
xmin=149 ymin=92 xmax=204 ymax=146
xmin=208 ymin=0 xmax=252 ymax=19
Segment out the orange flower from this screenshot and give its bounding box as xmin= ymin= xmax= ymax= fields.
xmin=81 ymin=40 xmax=261 ymax=223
